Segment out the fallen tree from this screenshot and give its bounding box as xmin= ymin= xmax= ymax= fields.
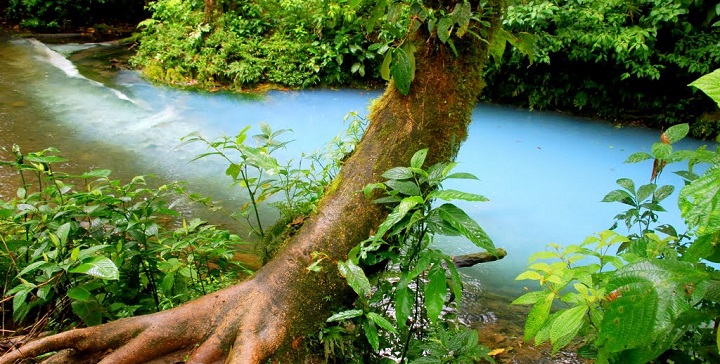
xmin=0 ymin=1 xmax=505 ymax=362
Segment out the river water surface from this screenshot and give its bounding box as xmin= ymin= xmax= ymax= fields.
xmin=0 ymin=37 xmax=710 ymax=355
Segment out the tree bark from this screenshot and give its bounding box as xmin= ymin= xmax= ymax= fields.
xmin=0 ymin=1 xmax=504 ymax=363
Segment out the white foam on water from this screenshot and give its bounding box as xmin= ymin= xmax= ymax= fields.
xmin=27 ymin=38 xmax=143 ymax=107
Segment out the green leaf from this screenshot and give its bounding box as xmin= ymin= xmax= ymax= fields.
xmin=68 ymin=256 xmax=119 ymax=280
xmin=395 ymin=278 xmax=412 ymax=329
xmin=512 ymin=290 xmax=550 ymax=305
xmin=327 ymin=309 xmax=364 ymax=322
xmin=384 ymin=180 xmax=421 ymax=196
xmin=410 ymin=148 xmax=428 ymax=169
xmin=437 ymin=16 xmax=453 ymax=43
xmin=381 ymin=52 xmax=392 ymax=81
xmin=366 ymin=312 xmax=397 ymax=333
xmin=616 ymin=178 xmax=636 ymax=194
xmin=489 ymin=28 xmax=509 ymax=62
xmin=67 ymin=286 xmax=92 ymax=301
xmin=425 ymin=264 xmax=447 ymax=323
xmin=651 ymin=142 xmax=672 ymax=160
xmin=515 ymin=271 xmax=543 ymax=281
xmin=601 ymin=190 xmax=635 ymax=206
xmin=391 ymin=47 xmax=413 ymax=95
xmin=445 ymin=172 xmax=479 ymax=180
xmin=525 ymin=292 xmax=554 ymax=341
xmin=625 ymin=152 xmax=652 ymax=163
xmin=364 ymin=321 xmax=380 ymax=351
xmin=71 ymin=299 xmax=102 ymax=326
xmin=636 ymin=184 xmax=656 ymax=202
xmin=338 ymin=260 xmax=371 ymax=297
xmin=382 ymin=167 xmax=414 ymax=180
xmin=437 ymin=204 xmax=496 ymax=254
xmin=663 ymin=124 xmax=689 ymax=143
xmin=679 ymin=166 xmax=720 ymax=235
xmin=550 ymin=306 xmax=586 ymax=352
xmin=374 ymin=196 xmax=423 ymax=242
xmin=78 ymin=169 xmax=112 ymax=179
xmin=427 ymin=189 xmax=488 ymax=202
xmin=653 ymin=185 xmax=674 ymax=202
xmin=689 ymin=69 xmax=720 ymax=107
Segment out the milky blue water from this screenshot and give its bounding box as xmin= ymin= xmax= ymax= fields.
xmin=0 ymin=38 xmax=709 ymax=298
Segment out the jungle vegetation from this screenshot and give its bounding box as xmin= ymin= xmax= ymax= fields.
xmin=1 ymin=0 xmax=720 ymax=363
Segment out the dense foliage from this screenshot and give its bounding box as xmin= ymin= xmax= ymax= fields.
xmin=130 ymin=0 xmax=378 ymax=89
xmin=0 ymin=146 xmax=249 ymax=333
xmin=514 ymin=71 xmax=720 ymax=363
xmin=3 ymin=0 xmax=147 ymax=31
xmin=314 ymin=149 xmax=498 ymax=362
xmin=483 ymin=0 xmax=720 ymax=138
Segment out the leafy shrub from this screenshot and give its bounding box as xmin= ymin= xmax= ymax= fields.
xmin=0 ymin=146 xmax=250 ymax=332
xmin=514 ymin=71 xmax=720 ymax=363
xmin=316 ymin=149 xmax=497 ymax=362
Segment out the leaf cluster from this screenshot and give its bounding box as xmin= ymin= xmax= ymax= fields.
xmin=323 ymin=149 xmax=497 ymax=362
xmin=0 ymin=146 xmax=249 ymax=331
xmin=515 ymin=116 xmax=720 ymax=361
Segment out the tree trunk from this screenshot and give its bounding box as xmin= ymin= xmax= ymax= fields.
xmin=0 ymin=1 xmax=504 ymax=363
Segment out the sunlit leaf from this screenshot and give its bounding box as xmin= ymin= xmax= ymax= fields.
xmin=69 ymin=256 xmax=119 ymax=280
xmin=338 ymin=260 xmax=371 ymax=297
xmin=425 ymin=264 xmax=447 ymax=323
xmin=689 ymin=69 xmax=720 ymax=107
xmin=327 ymin=309 xmax=363 ymax=322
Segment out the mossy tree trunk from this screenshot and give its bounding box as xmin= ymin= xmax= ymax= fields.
xmin=0 ymin=1 xmax=503 ymax=363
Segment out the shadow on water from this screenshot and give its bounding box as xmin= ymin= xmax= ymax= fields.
xmin=0 ymin=36 xmax=711 ymax=362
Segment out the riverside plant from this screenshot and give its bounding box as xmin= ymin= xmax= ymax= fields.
xmin=0 ymin=146 xmax=249 ymax=333
xmin=311 ymin=149 xmax=499 ymax=363
xmin=514 ymin=69 xmax=720 ymax=364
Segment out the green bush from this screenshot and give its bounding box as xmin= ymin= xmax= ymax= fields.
xmin=0 ymin=146 xmax=250 ymax=332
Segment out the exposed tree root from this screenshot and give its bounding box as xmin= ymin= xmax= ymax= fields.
xmin=0 ymin=281 xmax=290 ymax=364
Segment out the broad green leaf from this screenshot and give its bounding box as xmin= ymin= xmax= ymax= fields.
xmin=663 ymin=124 xmax=689 ymax=143
xmin=616 ymin=178 xmax=636 ymax=194
xmin=68 ymin=256 xmax=119 ymax=280
xmin=395 ymin=278 xmax=412 ymax=329
xmin=489 ymin=28 xmax=509 ymax=62
xmin=445 ymin=172 xmax=479 ymax=180
xmin=515 ymin=271 xmax=543 ymax=281
xmin=601 ymin=190 xmax=635 ymax=206
xmin=391 ymin=47 xmax=413 ymax=95
xmin=337 ymin=260 xmax=371 ymax=297
xmin=525 ymin=292 xmax=554 ymax=341
xmin=424 ymin=264 xmax=447 ymax=323
xmin=410 ymin=148 xmax=428 ymax=169
xmin=384 ymin=180 xmax=420 ymax=196
xmin=366 ymin=312 xmax=397 ymax=333
xmin=17 ymin=261 xmax=49 ymax=277
xmin=625 ymin=152 xmax=652 ymax=163
xmin=651 ymin=142 xmax=672 ymax=160
xmin=327 ymin=309 xmax=364 ymax=322
xmin=689 ymin=69 xmax=720 ymax=107
xmin=636 ymin=184 xmax=656 ymax=202
xmin=653 ymin=185 xmax=674 ymax=202
xmin=78 ymin=169 xmax=112 ymax=179
xmin=67 ymin=286 xmax=92 ymax=301
xmin=512 ymin=290 xmax=548 ymax=305
xmin=550 ymin=306 xmax=586 ymax=352
xmin=427 ymin=189 xmax=488 ymax=202
xmin=679 ymin=166 xmax=720 ymax=235
xmin=437 ymin=16 xmax=453 ymax=43
xmin=225 ymin=163 xmax=241 ymax=180
xmin=381 ymin=52 xmax=392 ymax=81
xmin=382 ymin=167 xmax=414 ymax=180
xmin=436 ymin=203 xmax=496 ymax=254
xmin=364 ymin=321 xmax=380 ymax=351
xmin=71 ymin=299 xmax=102 ymax=326
xmin=374 ymin=196 xmax=423 ymax=242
